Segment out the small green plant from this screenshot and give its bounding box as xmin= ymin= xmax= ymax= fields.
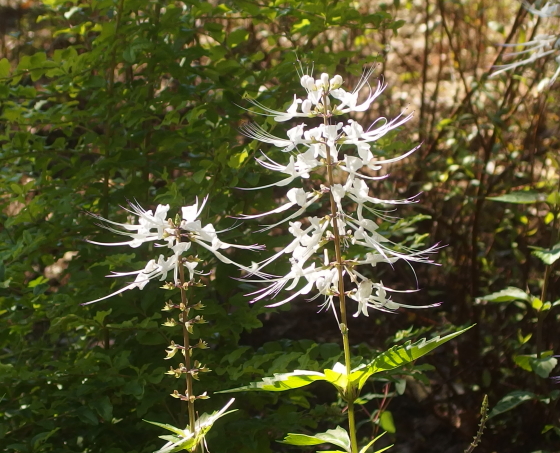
xmin=482 ymin=170 xmax=560 ymax=437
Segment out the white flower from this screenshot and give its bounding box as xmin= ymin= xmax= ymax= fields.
xmin=85 ymin=198 xmax=262 ymax=304
xmin=523 ymin=1 xmax=560 ymax=18
xmin=236 ymin=66 xmax=438 ymax=316
xmin=332 ymin=71 xmax=386 ymax=114
xmin=240 ymin=122 xmax=308 ymax=152
xmin=348 ymin=280 xmax=441 ymax=316
xmin=87 ymin=202 xmax=172 ymax=248
xmin=83 ymin=254 xmax=177 ymax=305
xmin=492 ymin=4 xmax=560 ymax=87
xmin=236 ymin=188 xmax=323 ymax=232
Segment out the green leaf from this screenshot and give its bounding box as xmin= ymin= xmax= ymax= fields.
xmin=350 ymin=326 xmax=473 ymax=390
xmin=513 ymin=355 xmax=533 ymax=372
xmin=144 ymin=420 xmax=187 ymax=437
xmin=0 ymin=58 xmax=9 ymax=78
xmin=228 ymin=150 xmax=248 ymax=169
xmin=488 ymin=390 xmax=537 ymax=418
xmin=531 ymin=297 xmax=543 ymax=311
xmin=32 ymin=428 xmax=60 ymax=448
xmin=379 ymin=411 xmax=395 ymax=433
xmin=480 ymin=286 xmax=529 ymax=302
xmin=90 ymin=396 xmax=113 ymax=421
xmin=531 ymin=356 xmax=558 ymax=378
xmin=93 ymin=309 xmax=112 ymax=325
xmin=218 ymin=369 xmax=327 ymax=393
xmin=76 ymin=406 xmax=99 ymax=425
xmin=123 ymin=47 xmax=136 ymax=64
xmin=323 ymin=363 xmax=348 ymax=392
xmin=531 ymin=242 xmax=560 ymax=265
xmin=480 ymin=287 xmax=529 ymax=303
xmin=487 ymin=191 xmax=545 ymax=204
xmin=192 ymin=169 xmax=206 ymax=184
xmin=147 ymin=399 xmax=236 ymax=452
xmin=10 ymin=183 xmax=23 ymax=195
xmin=546 ymin=191 xmax=560 ymax=206
xmin=279 ymin=434 xmax=325 ymax=446
xmin=280 ymin=426 xmax=351 ymax=453
xmin=226 ymin=29 xmax=249 ymax=48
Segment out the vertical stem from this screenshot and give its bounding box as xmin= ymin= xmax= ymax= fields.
xmin=178 ymin=262 xmax=196 ymax=433
xmin=321 ymin=93 xmax=358 ymax=453
xmin=535 ymin=265 xmax=549 ymax=359
xmin=536 ymin=174 xmax=560 ymax=358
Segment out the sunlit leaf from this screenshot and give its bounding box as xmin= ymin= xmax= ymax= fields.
xmin=531 ymin=242 xmax=560 ymax=265
xmin=280 ymin=426 xmax=351 ymax=452
xmin=487 ymin=191 xmax=545 ymax=204
xmin=379 ymin=411 xmax=395 ymax=433
xmin=349 ymin=326 xmax=473 ymax=390
xmin=218 ymin=370 xmax=328 ymax=392
xmin=480 ymin=287 xmax=529 ymax=303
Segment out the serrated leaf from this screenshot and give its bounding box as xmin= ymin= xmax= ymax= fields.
xmin=487 ymin=191 xmax=545 ymax=204
xmin=156 ymin=435 xmax=196 ymax=453
xmin=146 ymin=399 xmax=236 ymax=453
xmin=488 ymin=390 xmax=536 ymax=418
xmin=280 ymin=426 xmax=351 ymax=452
xmin=480 ymin=287 xmax=529 ymax=303
xmin=349 ymin=326 xmax=473 ymax=390
xmin=144 ymin=420 xmax=187 ymax=437
xmin=218 ymin=370 xmax=327 ymax=393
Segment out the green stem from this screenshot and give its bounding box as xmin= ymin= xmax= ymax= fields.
xmin=536 ymin=265 xmax=550 ymax=359
xmin=536 ymin=175 xmax=560 ymax=358
xmin=321 ymin=92 xmax=358 ymax=453
xmin=178 ymin=260 xmax=196 ymax=433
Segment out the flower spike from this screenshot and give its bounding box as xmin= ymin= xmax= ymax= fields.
xmin=236 ymin=64 xmax=439 ymax=316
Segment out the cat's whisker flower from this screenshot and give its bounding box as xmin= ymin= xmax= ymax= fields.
xmin=236 ymin=65 xmax=439 ymax=316
xmin=85 ymin=197 xmax=261 ymax=304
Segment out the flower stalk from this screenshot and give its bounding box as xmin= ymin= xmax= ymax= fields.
xmin=321 ymin=90 xmax=359 ymax=453
xmin=84 ymin=199 xmax=252 ymax=452
xmin=178 ymin=261 xmax=196 ymax=433
xmin=236 ymin=66 xmax=443 ymax=453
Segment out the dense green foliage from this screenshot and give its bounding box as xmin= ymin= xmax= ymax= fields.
xmin=1 ymin=0 xmax=559 ymax=452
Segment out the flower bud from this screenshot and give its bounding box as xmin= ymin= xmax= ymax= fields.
xmin=330 ymin=74 xmax=343 ymax=89
xmin=301 ymin=99 xmax=312 ymax=113
xmin=321 ymin=73 xmax=329 ymax=88
xmin=300 ymin=75 xmax=315 ymax=90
